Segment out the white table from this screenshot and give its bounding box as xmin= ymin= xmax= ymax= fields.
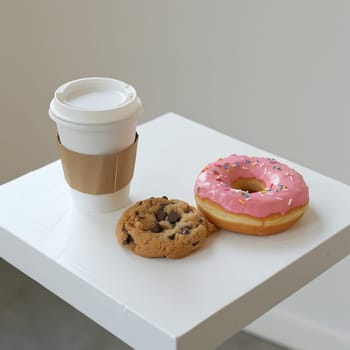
xmin=1 ymin=113 xmax=349 ymax=350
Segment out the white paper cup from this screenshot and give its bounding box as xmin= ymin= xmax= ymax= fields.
xmin=49 ymin=77 xmax=143 ymax=212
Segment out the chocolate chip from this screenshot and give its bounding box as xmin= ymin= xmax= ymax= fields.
xmin=192 ymin=241 xmax=200 ymax=246
xmin=122 ymin=224 xmax=128 ymax=234
xmin=168 ymin=211 xmax=181 ymax=224
xmin=168 ymin=233 xmax=176 ymax=240
xmin=151 ymin=222 xmax=163 ymax=233
xmin=180 ymin=226 xmax=191 ymax=235
xmin=162 ymin=196 xmax=168 ymax=199
xmin=123 ymin=234 xmax=133 ymax=245
xmin=156 ymin=208 xmax=167 ymax=221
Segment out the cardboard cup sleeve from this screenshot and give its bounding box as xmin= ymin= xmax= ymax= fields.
xmin=57 ymin=134 xmax=138 ymax=195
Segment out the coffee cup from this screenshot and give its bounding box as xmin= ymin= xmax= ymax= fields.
xmin=49 ymin=77 xmax=142 ymax=212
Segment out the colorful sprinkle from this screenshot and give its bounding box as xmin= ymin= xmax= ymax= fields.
xmin=241 ymin=191 xmax=251 ymax=200
xmin=288 ymin=198 xmax=293 ymax=206
xmin=239 ymin=199 xmax=246 ymax=205
xmin=222 ymin=163 xmax=230 ymax=174
xmin=267 ymin=157 xmax=277 ymax=164
xmin=242 ymin=166 xmax=249 ymax=170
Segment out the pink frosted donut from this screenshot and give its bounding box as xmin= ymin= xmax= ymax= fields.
xmin=194 ymin=155 xmax=309 ymax=235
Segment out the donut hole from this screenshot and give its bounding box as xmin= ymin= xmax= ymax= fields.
xmin=231 ymin=178 xmax=265 ymax=193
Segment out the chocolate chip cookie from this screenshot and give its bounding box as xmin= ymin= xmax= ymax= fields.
xmin=116 ymin=197 xmax=215 ymax=259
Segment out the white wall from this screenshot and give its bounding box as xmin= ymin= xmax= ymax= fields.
xmin=1 ymin=1 xmax=349 ymax=349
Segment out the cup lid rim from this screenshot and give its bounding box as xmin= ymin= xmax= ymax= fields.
xmin=49 ymin=77 xmax=142 ymax=125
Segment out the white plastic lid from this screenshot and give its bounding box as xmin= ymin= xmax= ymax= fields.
xmin=49 ymin=77 xmax=142 ymax=125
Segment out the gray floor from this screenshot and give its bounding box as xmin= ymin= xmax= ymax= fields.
xmin=0 ymin=259 xmax=289 ymax=350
